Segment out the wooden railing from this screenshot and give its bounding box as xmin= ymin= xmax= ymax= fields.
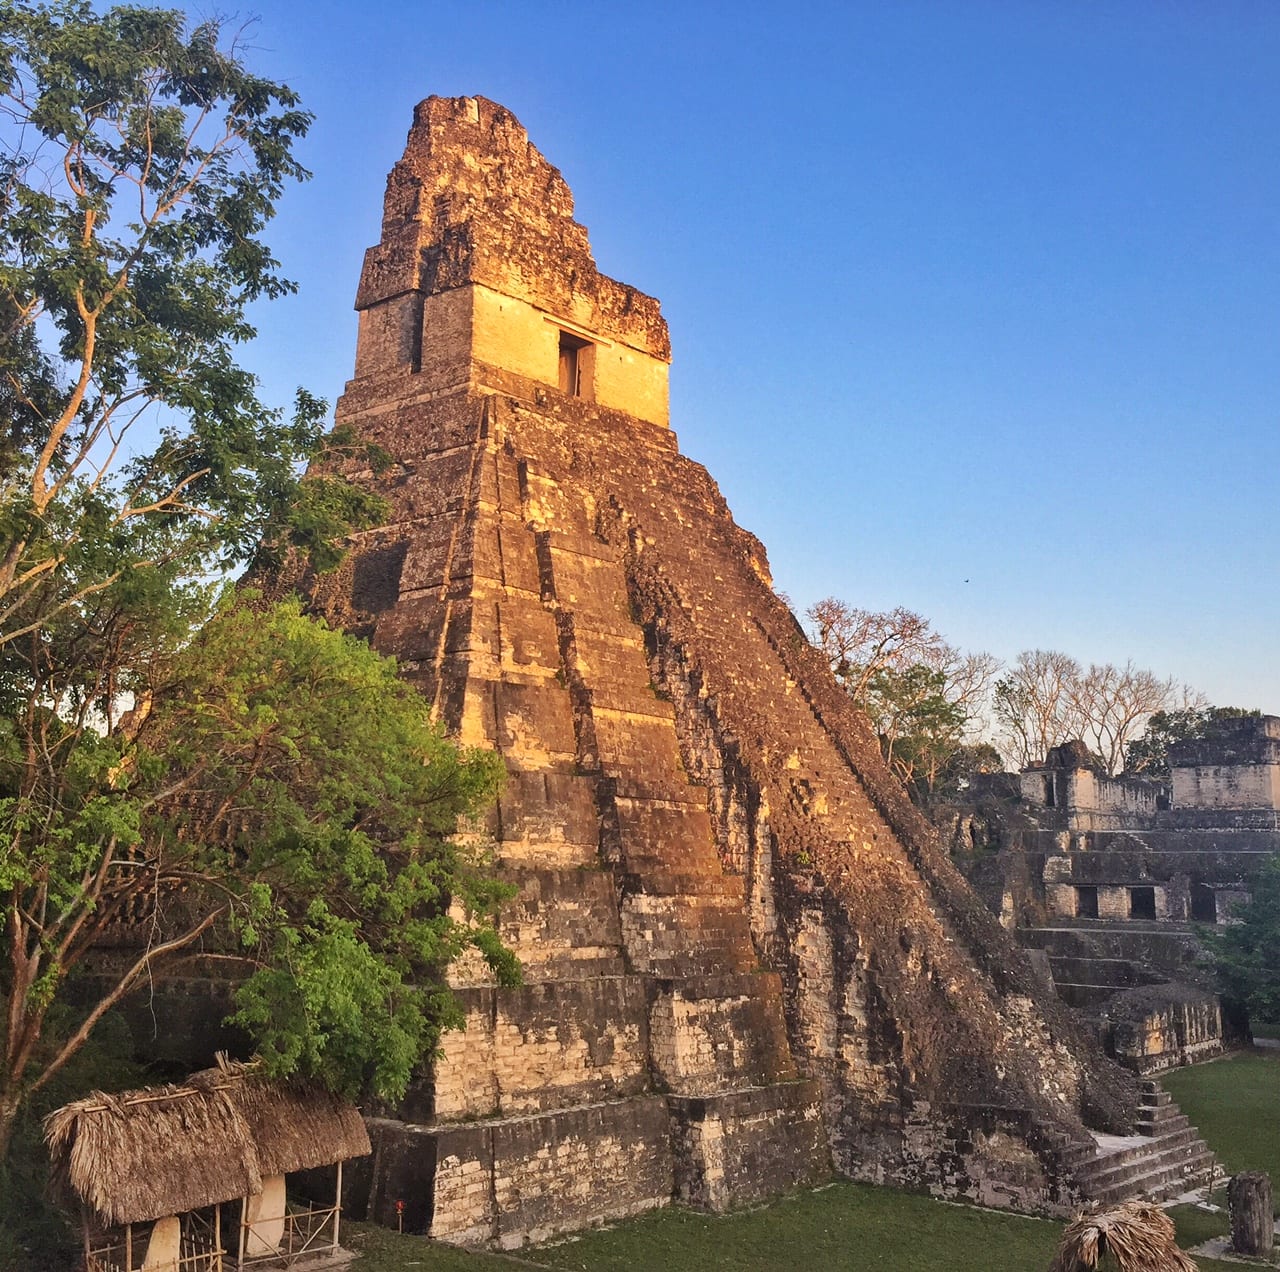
xmin=237 ymin=1202 xmax=341 ymax=1268
xmin=86 ymin=1237 xmax=224 ymax=1272
xmin=83 ymin=1191 xmax=342 ymax=1271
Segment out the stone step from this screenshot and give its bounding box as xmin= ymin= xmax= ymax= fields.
xmin=619 ymin=868 xmax=743 ymax=899
xmin=1089 ymin=1150 xmax=1217 ymax=1207
xmin=1072 ymin=1082 xmax=1219 ymax=1205
xmin=1077 ymin=1133 xmax=1211 ymax=1193
xmin=1053 ymin=1140 xmax=1101 ymax=1170
xmin=1054 ymin=982 xmax=1123 ymax=1009
xmin=1018 ymin=926 xmax=1200 ymax=959
xmin=1077 ymin=1124 xmax=1203 ymax=1175
xmin=1038 ymin=920 xmax=1187 ymax=934
xmin=514 ymin=953 xmax=630 ymax=982
xmin=1136 ymin=1112 xmax=1189 ymax=1138
xmin=638 ymin=949 xmax=759 ymax=978
xmin=1084 ymin=1151 xmax=1214 ymax=1203
xmin=1047 ymin=956 xmax=1166 ymax=989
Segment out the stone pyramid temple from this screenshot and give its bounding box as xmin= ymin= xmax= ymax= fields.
xmin=295 ymin=95 xmax=1161 ymax=1248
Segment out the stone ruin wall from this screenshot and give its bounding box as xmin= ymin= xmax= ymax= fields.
xmin=950 ymin=729 xmax=1280 ymax=1073
xmin=285 ymin=95 xmax=1141 ymax=1246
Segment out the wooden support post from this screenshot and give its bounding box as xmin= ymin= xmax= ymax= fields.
xmin=334 ymin=1159 xmax=343 ymax=1251
xmin=237 ymin=1195 xmax=246 ymax=1271
xmin=1228 ymin=1171 xmax=1274 ymax=1257
xmin=124 ymin=1222 xmax=133 ymax=1272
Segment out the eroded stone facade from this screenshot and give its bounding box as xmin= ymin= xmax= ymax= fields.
xmin=292 ymin=95 xmax=1142 ymax=1245
xmin=961 ymin=725 xmax=1280 ymax=1071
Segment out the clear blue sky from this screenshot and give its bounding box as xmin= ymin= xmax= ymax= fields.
xmin=232 ymin=1 xmax=1280 ymax=712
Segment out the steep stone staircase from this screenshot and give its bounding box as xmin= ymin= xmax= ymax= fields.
xmin=1072 ymin=1080 xmax=1217 ymax=1206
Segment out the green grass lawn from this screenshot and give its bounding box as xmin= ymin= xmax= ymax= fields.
xmin=1165 ymin=1045 xmax=1280 ymax=1262
xmin=349 ymin=1182 xmax=1249 ymax=1271
xmin=528 ymin=1184 xmax=1062 ymax=1272
xmin=349 ymin=1047 xmax=1279 ymax=1271
xmin=1164 ymin=1048 xmax=1280 ymax=1186
xmin=346 ymin=1186 xmax=1065 ymax=1272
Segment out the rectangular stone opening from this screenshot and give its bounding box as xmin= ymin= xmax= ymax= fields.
xmin=1075 ymin=885 xmax=1098 ymax=919
xmin=1129 ymin=886 xmax=1156 ymax=921
xmin=558 ymin=330 xmax=593 ymax=398
xmin=1191 ymin=883 xmax=1217 ymax=924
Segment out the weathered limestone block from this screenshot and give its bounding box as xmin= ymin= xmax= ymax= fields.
xmin=480 ymin=868 xmax=625 ymax=979
xmin=619 ymin=890 xmax=758 ymax=978
xmin=1104 ymin=984 xmax=1225 ymax=1074
xmin=493 ymin=771 xmax=599 ymax=863
xmin=411 ymin=979 xmax=651 ymax=1120
xmin=365 ymin=1097 xmax=674 ymax=1248
xmin=669 ymin=1081 xmax=829 ymax=1210
xmin=648 ymin=973 xmax=797 ymax=1094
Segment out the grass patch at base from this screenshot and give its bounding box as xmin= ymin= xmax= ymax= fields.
xmin=347 ymin=1221 xmax=519 ymax=1271
xmin=349 ymin=1186 xmax=1064 ymax=1272
xmin=1168 ymin=1202 xmax=1230 ymax=1250
xmin=349 ymin=1186 xmax=1248 ymax=1272
xmin=529 ymin=1184 xmax=1062 ymax=1272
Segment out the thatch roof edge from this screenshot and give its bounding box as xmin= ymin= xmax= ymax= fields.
xmin=44 ymin=1064 xmax=370 ymax=1227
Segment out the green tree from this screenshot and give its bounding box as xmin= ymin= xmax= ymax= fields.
xmin=0 ymin=2 xmax=510 ymax=1166
xmin=807 ymin=599 xmax=1000 ymax=802
xmin=1201 ymin=855 xmax=1280 ymax=1031
xmin=1124 ymin=706 xmax=1263 ymax=780
xmin=1 ymin=595 xmax=513 ymax=1161
xmin=867 ymin=662 xmax=967 ymax=799
xmin=0 ymin=0 xmax=378 ymax=643
xmin=931 ymin=741 xmax=1005 ymax=803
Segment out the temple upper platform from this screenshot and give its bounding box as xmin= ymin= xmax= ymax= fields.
xmin=349 ymin=95 xmax=671 ymax=427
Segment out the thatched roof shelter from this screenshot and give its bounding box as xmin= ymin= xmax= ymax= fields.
xmin=44 ymin=1060 xmax=371 ymax=1228
xmin=229 ymin=1072 xmax=370 ymax=1181
xmin=1048 ymin=1201 xmax=1199 ymax=1272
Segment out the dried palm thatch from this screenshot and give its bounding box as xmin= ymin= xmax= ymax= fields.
xmin=226 ymin=1068 xmax=370 ymax=1177
xmin=44 ymin=1074 xmax=259 ymax=1228
xmin=1048 ymin=1201 xmax=1199 ymax=1272
xmin=44 ymin=1058 xmax=371 ymax=1228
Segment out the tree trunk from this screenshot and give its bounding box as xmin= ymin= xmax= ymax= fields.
xmin=0 ymin=1089 xmax=21 ymax=1167
xmin=1228 ymin=1170 xmax=1274 ymax=1257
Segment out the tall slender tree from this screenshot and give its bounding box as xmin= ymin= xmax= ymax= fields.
xmin=994 ymin=650 xmax=1202 ymax=774
xmin=807 ymin=599 xmax=1000 ymax=800
xmin=0 ymin=2 xmax=512 ymax=1166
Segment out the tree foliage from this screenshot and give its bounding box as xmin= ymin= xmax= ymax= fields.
xmin=993 ymin=649 xmax=1203 ymax=775
xmin=1 ymin=595 xmax=512 ymax=1155
xmin=0 ymin=0 xmax=383 ymax=647
xmin=807 ymin=598 xmax=1000 ymax=801
xmin=1124 ymin=706 xmax=1263 ymax=780
xmin=931 ymin=742 xmax=1005 ymax=802
xmin=1201 ymin=855 xmax=1280 ymax=1030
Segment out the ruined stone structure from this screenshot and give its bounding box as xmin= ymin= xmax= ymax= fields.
xmin=288 ymin=96 xmax=1216 ymax=1246
xmin=959 ymin=722 xmax=1280 ymax=1072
